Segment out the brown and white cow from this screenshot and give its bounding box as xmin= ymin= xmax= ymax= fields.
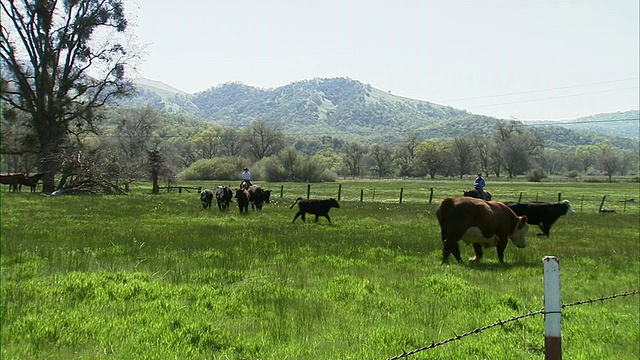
xmin=436 ymin=197 xmax=529 ymax=264
xmin=200 ymin=189 xmax=214 ymax=209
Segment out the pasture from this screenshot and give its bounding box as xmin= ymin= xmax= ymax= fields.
xmin=1 ymin=180 xmax=638 ymax=359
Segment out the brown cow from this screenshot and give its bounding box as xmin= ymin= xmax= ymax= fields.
xmin=247 ymin=185 xmax=271 ymax=211
xmin=235 ymin=188 xmax=250 ymax=213
xmin=436 ymin=197 xmax=528 ymax=264
xmin=290 ymin=197 xmax=339 ymax=223
xmin=21 ymin=173 xmax=45 ymax=193
xmin=1 ymin=173 xmax=28 ymax=192
xmin=200 ymin=189 xmax=214 ymax=209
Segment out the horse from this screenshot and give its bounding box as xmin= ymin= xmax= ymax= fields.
xmin=1 ymin=173 xmax=28 ymax=192
xmin=240 ymin=179 xmax=252 ymax=190
xmin=463 ymin=188 xmax=492 ymax=201
xmin=215 ymin=185 xmax=233 ymax=210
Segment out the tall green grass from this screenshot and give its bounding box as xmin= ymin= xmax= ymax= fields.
xmin=1 ymin=180 xmax=638 ymax=359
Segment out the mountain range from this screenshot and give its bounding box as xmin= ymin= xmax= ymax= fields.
xmin=121 ymin=77 xmax=639 ymax=150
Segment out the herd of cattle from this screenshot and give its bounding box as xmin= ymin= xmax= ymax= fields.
xmin=200 ymin=184 xmax=575 ymax=264
xmin=199 ymin=185 xmax=341 ymax=224
xmin=2 ymin=173 xmax=576 ymax=264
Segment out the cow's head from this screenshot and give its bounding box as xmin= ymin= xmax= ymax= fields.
xmin=330 ymin=198 xmax=340 ymax=208
xmin=561 ymin=200 xmax=576 ymax=215
xmin=264 ymin=190 xmax=272 ymax=203
xmin=235 ymin=189 xmax=246 ymax=198
xmin=510 ymin=216 xmax=529 ymax=248
xmin=200 ymin=190 xmax=209 ymax=201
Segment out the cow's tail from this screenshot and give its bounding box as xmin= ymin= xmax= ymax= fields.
xmin=289 ymin=197 xmax=303 ymax=209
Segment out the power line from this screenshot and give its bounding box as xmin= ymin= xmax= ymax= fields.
xmin=442 ymin=77 xmax=640 ymax=102
xmin=466 ymin=87 xmax=639 ymax=108
xmin=526 ymin=117 xmax=639 ymax=126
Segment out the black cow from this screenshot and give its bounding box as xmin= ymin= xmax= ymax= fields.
xmin=247 ymin=185 xmax=271 ymax=211
xmin=215 ymin=185 xmax=233 ymax=210
xmin=235 ymin=188 xmax=250 ymax=213
xmin=200 ymin=189 xmax=214 ymax=209
xmin=290 ymin=197 xmax=339 ymax=223
xmin=504 ymin=200 xmax=575 ymax=237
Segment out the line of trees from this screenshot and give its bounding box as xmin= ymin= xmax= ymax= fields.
xmin=1 ymin=1 xmax=637 ymax=194
xmin=3 ymin=100 xmax=638 ymax=193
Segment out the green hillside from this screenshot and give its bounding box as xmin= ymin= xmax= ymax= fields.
xmin=126 ymin=77 xmax=639 ymax=150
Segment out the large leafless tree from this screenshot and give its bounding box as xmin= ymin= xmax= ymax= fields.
xmin=1 ymin=0 xmax=134 ymax=192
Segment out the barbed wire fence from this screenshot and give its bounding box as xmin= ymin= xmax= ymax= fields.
xmin=386 ymin=290 xmax=640 ymax=360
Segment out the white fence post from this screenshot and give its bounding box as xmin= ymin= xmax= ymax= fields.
xmin=543 ymin=256 xmax=562 ymax=360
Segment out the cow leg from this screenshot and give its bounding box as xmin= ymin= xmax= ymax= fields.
xmin=292 ymin=211 xmax=304 ymax=223
xmin=496 ymin=240 xmax=508 ymax=263
xmin=540 ymin=223 xmax=551 ymax=237
xmin=441 ymin=244 xmax=451 ymax=264
xmin=324 ymin=213 xmax=331 ymax=223
xmin=442 ymin=239 xmax=462 ymax=263
xmin=470 ymin=243 xmax=483 ymax=262
xmin=450 ymin=241 xmax=463 ymax=263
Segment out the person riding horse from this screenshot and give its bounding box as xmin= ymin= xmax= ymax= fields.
xmin=474 ymin=173 xmax=488 ymax=200
xmin=240 ymin=167 xmax=252 ymax=189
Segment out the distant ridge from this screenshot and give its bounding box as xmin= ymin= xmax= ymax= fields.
xmin=133 ymin=78 xmax=187 ymax=95
xmin=121 ymin=77 xmax=639 ymax=150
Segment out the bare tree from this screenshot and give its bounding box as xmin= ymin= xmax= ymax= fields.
xmin=1 ymin=0 xmax=135 ymax=192
xmin=242 ymin=120 xmax=285 ymax=161
xmin=596 ymin=141 xmax=621 ymax=182
xmin=450 ymin=137 xmax=475 ymax=178
xmin=492 ymin=121 xmax=544 ymax=178
xmin=219 ymin=127 xmax=242 ymax=157
xmin=342 ymin=141 xmax=366 ymax=178
xmin=414 ymin=140 xmax=448 ymax=179
xmin=368 ymin=144 xmax=393 ymax=179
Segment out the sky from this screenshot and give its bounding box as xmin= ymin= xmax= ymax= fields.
xmin=125 ymin=0 xmax=639 ymax=121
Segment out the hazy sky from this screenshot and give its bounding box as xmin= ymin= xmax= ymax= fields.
xmin=125 ymin=0 xmax=639 ymax=121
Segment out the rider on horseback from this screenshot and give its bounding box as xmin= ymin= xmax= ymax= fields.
xmin=240 ymin=167 xmax=252 ymax=189
xmin=474 ymin=172 xmax=488 ymax=200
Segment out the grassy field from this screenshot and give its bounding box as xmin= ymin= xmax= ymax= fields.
xmin=1 ymin=180 xmax=639 ymax=359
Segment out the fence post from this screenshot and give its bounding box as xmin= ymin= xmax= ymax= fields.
xmin=543 ymin=256 xmax=562 ymax=360
xmin=429 ymin=188 xmax=433 ymax=204
xmin=360 ymin=189 xmax=363 ymax=202
xmin=557 ymin=193 xmax=561 ymax=203
xmin=338 ymin=184 xmax=342 ymax=201
xmin=518 ymin=192 xmax=523 ymax=203
xmin=399 ymin=188 xmax=403 ymax=204
xmin=280 ymin=185 xmax=284 ymax=198
xmin=598 ymin=195 xmax=606 ymax=212
xmin=307 ymin=184 xmax=311 ymax=199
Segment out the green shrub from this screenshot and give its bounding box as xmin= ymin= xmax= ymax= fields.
xmin=526 ymin=168 xmax=547 ymax=182
xmin=178 ymin=157 xmax=248 ymax=180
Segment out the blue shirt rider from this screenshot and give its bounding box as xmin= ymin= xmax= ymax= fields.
xmin=474 ymin=173 xmax=487 ymax=200
xmin=241 ymin=168 xmax=252 ymax=188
